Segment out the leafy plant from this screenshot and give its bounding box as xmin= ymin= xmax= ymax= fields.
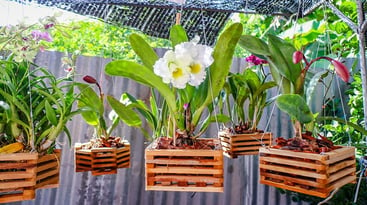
xmin=0 ymin=14 xmax=81 ymax=153
xmin=239 ymin=34 xmax=349 ymax=139
xmin=225 ymin=55 xmax=276 ymax=132
xmin=0 ymin=58 xmax=79 ymax=153
xmin=77 ymin=75 xmax=144 ymax=146
xmin=105 ymin=23 xmax=242 ymax=144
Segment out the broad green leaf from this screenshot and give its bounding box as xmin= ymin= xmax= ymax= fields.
xmin=253 ymin=81 xmax=277 ymax=100
xmin=192 ymin=23 xmax=243 ymax=125
xmin=129 ymin=34 xmax=159 ymax=69
xmin=268 ymin=35 xmax=301 ymax=84
xmin=243 ymin=69 xmax=261 ymax=94
xmin=239 ymin=35 xmax=270 ymax=56
xmin=78 ymin=104 xmax=99 ymax=126
xmin=268 ymin=61 xmax=292 ymax=94
xmin=45 ymin=100 xmax=58 ymax=126
xmin=169 ymin=25 xmax=188 ymax=47
xmin=275 ymin=94 xmax=314 ymax=124
xmin=105 ymin=60 xmax=177 ymax=116
xmin=107 ymin=95 xmax=142 ymax=127
xmin=77 ymin=84 xmax=103 ymax=114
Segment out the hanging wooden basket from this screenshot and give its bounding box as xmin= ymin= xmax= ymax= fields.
xmin=74 ymin=140 xmax=130 ymax=176
xmin=259 ymin=146 xmax=356 ymax=198
xmin=145 ymin=138 xmax=224 ymax=192
xmin=219 ymin=131 xmax=272 ymax=158
xmin=0 ymin=149 xmax=61 ymax=203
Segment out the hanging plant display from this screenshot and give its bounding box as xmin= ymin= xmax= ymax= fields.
xmin=0 ymin=15 xmax=73 ymax=203
xmin=240 ymin=34 xmax=355 ymax=198
xmin=105 ymin=23 xmax=243 ymax=192
xmin=74 ymin=75 xmax=140 ymax=176
xmin=219 ymin=55 xmax=276 ymax=158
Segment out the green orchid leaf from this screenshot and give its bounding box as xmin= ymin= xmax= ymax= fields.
xmin=243 ymin=69 xmax=261 ymax=95
xmin=129 ymin=34 xmax=159 ymax=69
xmin=78 ymin=104 xmax=99 ymax=126
xmin=268 ymin=35 xmax=301 ymax=84
xmin=77 ymin=84 xmax=103 ymax=114
xmin=253 ymin=81 xmax=277 ymax=100
xmin=105 ymin=60 xmax=177 ymax=116
xmin=45 ymin=100 xmax=58 ymax=126
xmin=193 ymin=23 xmax=243 ymax=125
xmin=306 ymin=70 xmax=328 ymax=106
xmin=170 ymin=25 xmax=188 ymax=47
xmin=275 ymin=94 xmax=314 ymax=124
xmin=107 ymin=95 xmax=142 ymax=127
xmin=239 ymin=35 xmax=270 ymax=56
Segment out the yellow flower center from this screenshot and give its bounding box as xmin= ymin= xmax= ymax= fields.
xmin=190 ymin=63 xmax=202 ymax=74
xmin=172 ymin=68 xmax=183 ymax=79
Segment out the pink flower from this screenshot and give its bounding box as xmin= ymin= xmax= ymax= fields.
xmin=31 ymin=30 xmax=53 ymax=42
xmin=331 ymin=59 xmax=350 ymax=82
xmin=245 ymin=55 xmax=268 ymax=66
xmin=292 ymin=51 xmax=303 ymax=64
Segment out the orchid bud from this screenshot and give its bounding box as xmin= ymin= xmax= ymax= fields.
xmin=331 ymin=60 xmax=350 ymax=82
xmin=293 ymin=51 xmax=303 ymax=64
xmin=83 ymin=75 xmax=97 ymax=84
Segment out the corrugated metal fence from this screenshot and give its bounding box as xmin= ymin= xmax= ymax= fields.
xmin=8 ymin=50 xmax=350 ymax=205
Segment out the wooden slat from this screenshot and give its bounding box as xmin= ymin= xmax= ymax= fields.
xmin=146 ymin=158 xmax=221 ymax=165
xmin=0 ymin=153 xmax=38 ymax=161
xmin=260 ymin=156 xmax=325 ymax=170
xmin=0 ymin=172 xmax=34 ymax=180
xmin=151 ymin=175 xmax=223 ymax=183
xmin=147 ymin=167 xmax=223 ymax=175
xmin=146 ymin=185 xmax=223 ymax=192
xmin=0 ymin=189 xmax=35 ymax=203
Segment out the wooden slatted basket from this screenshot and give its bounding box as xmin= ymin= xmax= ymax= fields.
xmin=75 ymin=141 xmax=130 ymax=176
xmin=219 ymin=131 xmax=272 ymax=158
xmin=35 ymin=149 xmax=61 ymax=189
xmin=259 ymin=146 xmax=356 ymax=198
xmin=145 ymin=138 xmax=223 ymax=192
xmin=0 ymin=150 xmax=61 ymax=203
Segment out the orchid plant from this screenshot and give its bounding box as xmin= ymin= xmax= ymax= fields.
xmin=0 ymin=14 xmax=81 ymax=153
xmin=225 ymin=55 xmax=276 ymax=133
xmin=239 ymin=34 xmax=350 ymax=139
xmin=77 ymin=75 xmax=143 ymax=148
xmin=105 ymin=23 xmax=243 ymax=145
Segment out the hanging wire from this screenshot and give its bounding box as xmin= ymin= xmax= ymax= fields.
xmin=353 ymin=156 xmax=367 ymax=203
xmin=259 ymin=0 xmax=303 ymax=147
xmin=198 ymin=0 xmax=221 ymax=135
xmin=19 ymin=0 xmax=37 ymax=151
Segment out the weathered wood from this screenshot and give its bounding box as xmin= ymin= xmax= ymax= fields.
xmin=145 ymin=138 xmax=224 ymax=192
xmin=259 ymin=146 xmax=356 ymax=198
xmin=219 ymin=131 xmax=272 ymax=158
xmin=74 ymin=141 xmax=130 ymax=176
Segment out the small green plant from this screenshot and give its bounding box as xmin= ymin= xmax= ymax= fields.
xmin=224 ymin=55 xmax=276 ymax=133
xmin=76 ymin=75 xmax=144 ymax=148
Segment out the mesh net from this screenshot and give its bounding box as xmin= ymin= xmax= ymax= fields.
xmin=8 ymin=0 xmax=322 ymax=45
